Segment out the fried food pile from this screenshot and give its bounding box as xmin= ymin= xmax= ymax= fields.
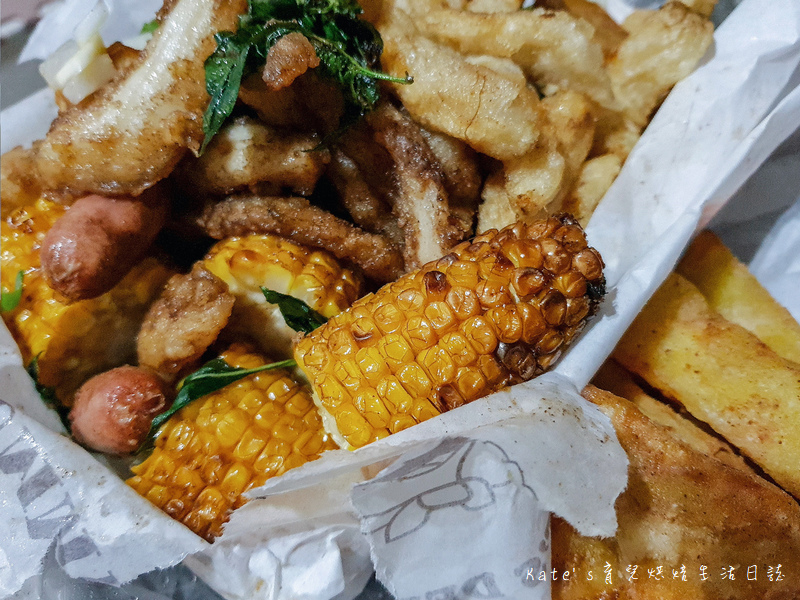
xmin=553 ymin=232 xmax=800 ymax=599
xmin=1 ymin=0 xmax=718 ymax=542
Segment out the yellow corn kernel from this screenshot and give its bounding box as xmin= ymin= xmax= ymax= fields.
xmin=203 ymin=235 xmax=360 ymax=359
xmin=1 ymin=198 xmax=173 ymax=404
xmin=295 ymin=217 xmax=605 ymax=449
xmin=128 ymin=344 xmax=336 ymax=541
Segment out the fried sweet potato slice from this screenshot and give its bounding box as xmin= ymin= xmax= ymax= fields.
xmin=35 ymin=0 xmax=247 ymax=197
xmin=552 ymin=385 xmax=800 ymax=600
xmin=613 ymin=273 xmax=800 ymax=499
xmin=677 ymin=231 xmax=800 ymax=364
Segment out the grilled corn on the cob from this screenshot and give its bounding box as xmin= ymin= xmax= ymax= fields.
xmin=295 ymin=216 xmax=605 ymax=449
xmin=203 ymin=234 xmax=361 ymax=358
xmin=127 ymin=344 xmax=337 ymax=541
xmin=1 ymin=198 xmax=173 ymax=403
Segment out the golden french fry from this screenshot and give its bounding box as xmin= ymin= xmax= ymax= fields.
xmin=540 ymin=89 xmax=595 ymax=184
xmin=561 ymin=0 xmax=628 ymax=58
xmin=465 ymin=0 xmax=522 ymax=13
xmin=417 ymin=7 xmax=618 ymax=109
xmin=561 ymin=153 xmax=622 ymax=225
xmin=553 ymin=385 xmax=800 ymax=600
xmin=613 ymin=273 xmax=800 ymax=499
xmin=608 ymin=1 xmax=714 ymax=126
xmin=378 ymin=5 xmax=541 ymax=160
xmin=677 ymin=230 xmax=800 ymax=365
xmin=679 ymin=0 xmax=719 ymax=18
xmin=476 ymin=138 xmax=566 ymax=232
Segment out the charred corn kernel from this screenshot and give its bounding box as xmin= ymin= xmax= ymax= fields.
xmin=203 ymin=235 xmax=360 ymax=359
xmin=1 ymin=198 xmax=173 ymax=404
xmin=295 ymin=216 xmax=606 ymax=449
xmin=127 ymin=344 xmax=337 ymax=541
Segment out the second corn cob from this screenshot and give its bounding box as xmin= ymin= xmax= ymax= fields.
xmin=203 ymin=234 xmax=361 ymax=359
xmin=295 ymin=215 xmax=605 ymax=449
xmin=127 ymin=343 xmax=337 ymax=541
xmin=2 ymin=198 xmax=174 ymax=403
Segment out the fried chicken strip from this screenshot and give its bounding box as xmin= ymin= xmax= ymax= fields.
xmin=137 ymin=266 xmax=235 ymax=380
xmin=368 ymin=103 xmax=468 ymax=269
xmin=175 ymin=116 xmax=329 ymax=197
xmin=34 ymin=0 xmax=247 ymax=197
xmin=197 ymin=195 xmax=405 ymax=282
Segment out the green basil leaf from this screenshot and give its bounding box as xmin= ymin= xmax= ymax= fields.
xmin=200 ymin=32 xmax=251 ymax=154
xmin=148 ymin=357 xmax=297 ymax=435
xmin=200 ymin=0 xmax=411 ymax=150
xmin=1 ymin=271 xmax=24 ymax=313
xmin=140 ymin=19 xmax=159 ymax=34
xmin=27 ymin=355 xmax=71 ymax=433
xmin=261 ymin=288 xmax=328 ymax=333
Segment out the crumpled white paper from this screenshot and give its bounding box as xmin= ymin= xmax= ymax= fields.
xmin=2 ymin=0 xmax=800 ymax=598
xmin=749 ymin=194 xmax=800 ymax=321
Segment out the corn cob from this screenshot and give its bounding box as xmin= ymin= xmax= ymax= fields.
xmin=295 ymin=215 xmax=605 ymax=449
xmin=203 ymin=234 xmax=361 ymax=358
xmin=127 ymin=344 xmax=337 ymax=541
xmin=1 ymin=197 xmax=174 ymax=404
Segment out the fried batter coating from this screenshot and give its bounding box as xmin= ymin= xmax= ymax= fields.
xmin=34 ymin=0 xmax=247 ymax=197
xmin=137 ymin=266 xmax=235 ymax=380
xmin=175 ymin=116 xmax=329 ymax=197
xmin=261 ymin=32 xmax=320 ymax=90
xmin=1 ymin=145 xmax=45 ymax=219
xmin=197 ymin=195 xmax=405 ymax=282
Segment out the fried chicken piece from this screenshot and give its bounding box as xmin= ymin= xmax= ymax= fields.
xmin=552 ymin=385 xmax=800 ymax=600
xmin=261 ymin=32 xmax=320 ymax=90
xmin=197 ymin=195 xmax=405 ymax=282
xmin=368 ymin=103 xmax=469 ymax=269
xmin=137 ymin=266 xmax=235 ymax=380
xmin=34 ymin=0 xmax=247 ymax=197
xmin=175 ymin=116 xmax=329 ymax=197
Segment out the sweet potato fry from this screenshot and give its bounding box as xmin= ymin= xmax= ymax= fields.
xmin=613 ymin=273 xmax=800 ymax=499
xmin=677 ymin=230 xmax=800 ymax=364
xmin=553 ymin=385 xmax=800 ymax=600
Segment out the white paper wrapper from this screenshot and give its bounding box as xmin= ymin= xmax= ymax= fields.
xmin=749 ymin=194 xmax=800 ymax=320
xmin=2 ymin=0 xmax=800 ymax=598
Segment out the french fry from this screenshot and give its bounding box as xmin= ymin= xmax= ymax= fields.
xmin=553 ymin=385 xmax=800 ymax=600
xmin=677 ymin=230 xmax=800 ymax=365
xmin=613 ymin=273 xmax=800 ymax=499
xmin=416 ymin=7 xmax=618 ymax=109
xmin=378 ymin=4 xmax=542 ymax=160
xmin=608 ymin=1 xmax=714 ymax=126
xmin=561 ymin=153 xmax=622 ymax=226
xmin=476 ymin=138 xmax=566 ymax=232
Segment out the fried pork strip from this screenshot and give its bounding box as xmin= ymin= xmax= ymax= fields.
xmin=175 ymin=116 xmax=329 ymax=197
xmin=197 ymin=195 xmax=405 ymax=282
xmin=34 ymin=0 xmax=247 ymax=197
xmin=368 ymin=103 xmax=469 ymax=269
